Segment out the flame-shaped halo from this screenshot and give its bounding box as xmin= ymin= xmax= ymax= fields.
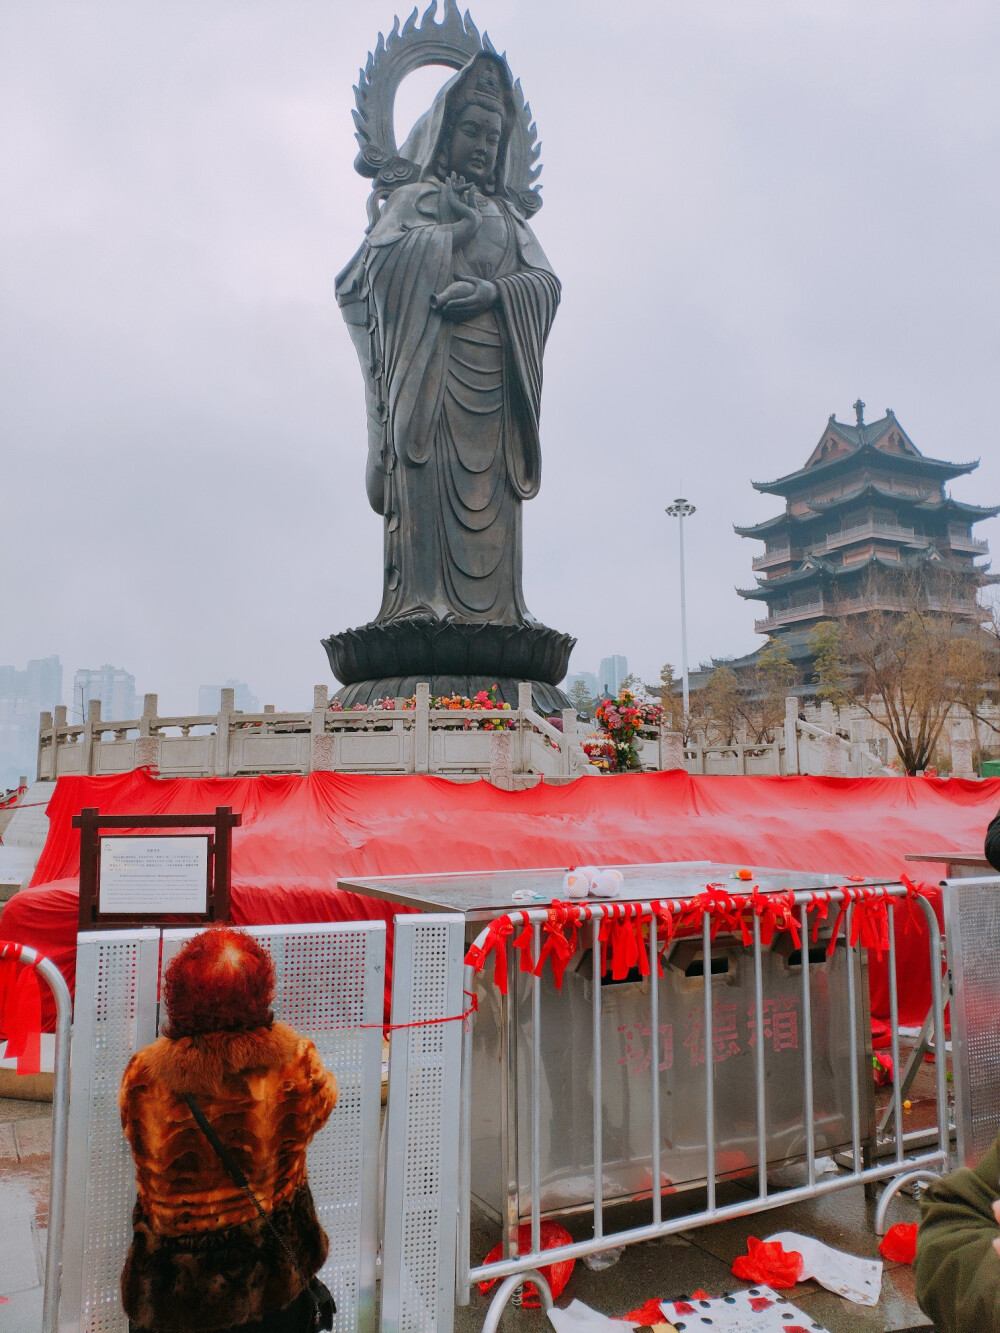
xmin=352 ymin=0 xmax=542 ymax=219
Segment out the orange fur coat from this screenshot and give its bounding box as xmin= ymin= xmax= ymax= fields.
xmin=119 ymin=1021 xmax=337 ymax=1331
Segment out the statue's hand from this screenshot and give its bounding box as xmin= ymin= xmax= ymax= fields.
xmin=442 ymin=172 xmax=481 ymax=246
xmin=431 ymin=276 xmax=498 ymax=321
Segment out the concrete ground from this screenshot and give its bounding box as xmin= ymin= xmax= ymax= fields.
xmin=0 ymin=1074 xmax=936 ymax=1333
xmin=0 ymin=1095 xmax=52 ymax=1333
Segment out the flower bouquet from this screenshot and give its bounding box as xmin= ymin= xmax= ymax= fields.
xmin=592 ymin=689 xmax=648 ymax=772
xmin=405 ymin=684 xmax=515 ymax=730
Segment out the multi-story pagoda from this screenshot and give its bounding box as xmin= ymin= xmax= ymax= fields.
xmin=735 ymin=401 xmax=998 ymax=646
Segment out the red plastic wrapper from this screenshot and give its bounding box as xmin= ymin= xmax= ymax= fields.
xmin=879 ymin=1222 xmax=918 ymax=1265
xmin=478 ymin=1220 xmax=575 ymax=1307
xmin=731 ymin=1236 xmax=804 ymax=1288
xmin=873 ymin=1051 xmax=894 ymax=1088
xmin=623 ymin=1298 xmax=669 ymax=1323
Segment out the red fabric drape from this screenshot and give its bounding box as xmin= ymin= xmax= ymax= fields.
xmin=1 ymin=769 xmax=995 ymax=1030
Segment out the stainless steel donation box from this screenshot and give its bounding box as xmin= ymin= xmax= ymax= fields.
xmin=338 ymin=863 xmax=877 ymax=1224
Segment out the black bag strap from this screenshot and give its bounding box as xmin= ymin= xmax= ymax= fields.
xmin=183 ymin=1092 xmax=324 ymax=1328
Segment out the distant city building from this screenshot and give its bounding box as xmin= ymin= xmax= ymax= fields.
xmin=736 ymin=401 xmax=997 ymax=646
xmin=74 ymin=665 xmax=138 ymax=721
xmin=198 ymin=680 xmax=260 ymax=714
xmin=597 ymin=655 xmax=628 ymax=696
xmin=0 ymin=656 xmax=63 ymax=789
xmin=565 ymin=671 xmax=599 ymax=699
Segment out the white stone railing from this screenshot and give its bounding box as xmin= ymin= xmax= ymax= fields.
xmin=35 ymin=684 xmax=630 ymax=787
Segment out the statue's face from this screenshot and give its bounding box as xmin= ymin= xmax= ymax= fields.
xmin=447 ymin=103 xmax=502 ymax=185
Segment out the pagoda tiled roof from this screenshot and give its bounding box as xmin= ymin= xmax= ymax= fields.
xmin=806 ymin=482 xmax=1000 ymax=519
xmin=751 ymin=411 xmax=978 ymax=495
xmin=736 ymin=547 xmax=977 ymax=602
xmin=733 ymin=512 xmax=792 ymax=538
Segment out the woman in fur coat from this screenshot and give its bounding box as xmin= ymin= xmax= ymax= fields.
xmin=119 ymin=926 xmax=338 ymax=1332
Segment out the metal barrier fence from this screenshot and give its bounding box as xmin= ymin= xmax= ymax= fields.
xmin=942 ymin=875 xmax=1000 ymax=1167
xmin=59 ymin=922 xmax=386 ymax=1333
xmin=380 ymin=914 xmax=466 ymax=1333
xmin=0 ymin=942 xmax=73 ymax=1333
xmin=457 ymin=886 xmax=950 ymax=1332
xmin=61 ymin=929 xmax=161 ymax=1333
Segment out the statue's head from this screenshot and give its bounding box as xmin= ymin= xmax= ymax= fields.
xmin=431 ymin=53 xmax=514 ymax=193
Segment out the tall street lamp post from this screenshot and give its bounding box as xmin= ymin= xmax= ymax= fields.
xmin=665 ymin=498 xmax=696 ymax=721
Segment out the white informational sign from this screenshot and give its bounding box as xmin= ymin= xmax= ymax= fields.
xmin=99 ymin=836 xmax=209 ymax=915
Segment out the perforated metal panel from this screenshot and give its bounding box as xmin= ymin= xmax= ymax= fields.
xmin=944 ymin=877 xmax=1000 ymax=1165
xmin=60 ymin=929 xmax=161 ymax=1333
xmin=160 ymin=923 xmax=385 ymax=1333
xmin=381 ymin=915 xmax=466 ymax=1333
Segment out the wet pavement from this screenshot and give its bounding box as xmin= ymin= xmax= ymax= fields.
xmin=0 ymin=1096 xmax=52 ymax=1332
xmin=0 ymin=1069 xmax=938 ymax=1332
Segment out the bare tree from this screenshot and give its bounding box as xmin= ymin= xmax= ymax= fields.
xmin=567 ymin=678 xmax=596 ymax=719
xmin=701 ymin=665 xmax=743 ymax=745
xmin=744 ymin=639 xmax=797 ymax=743
xmin=809 ymin=569 xmax=990 ymax=774
xmin=646 ymin=663 xmax=686 ymax=733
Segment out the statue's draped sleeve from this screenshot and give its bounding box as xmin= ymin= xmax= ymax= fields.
xmin=337 ymin=182 xmax=560 ymax=512
xmin=494 ymin=254 xmax=561 ymax=499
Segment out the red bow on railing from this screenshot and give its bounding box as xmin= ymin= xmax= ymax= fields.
xmin=751 ymin=887 xmax=800 ymax=949
xmin=0 ymin=943 xmax=42 ymax=1077
xmin=534 ymin=902 xmax=578 ymax=989
xmin=512 ymin=911 xmax=535 ymax=975
xmin=650 ymin=900 xmax=676 ymax=973
xmin=465 ymin=915 xmax=516 ymax=995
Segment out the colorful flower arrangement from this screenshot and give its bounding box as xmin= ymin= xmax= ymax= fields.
xmin=327 ymin=686 xmax=513 ymax=729
xmin=424 ymin=686 xmax=514 ymax=730
xmin=586 ymin=688 xmax=657 ymax=772
xmin=327 ymin=697 xmax=395 ymax=713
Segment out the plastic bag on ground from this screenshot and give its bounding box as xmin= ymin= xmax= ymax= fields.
xmin=584 ymin=1245 xmax=624 ymax=1271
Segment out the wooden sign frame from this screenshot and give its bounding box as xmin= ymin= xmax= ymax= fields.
xmin=74 ymin=806 xmax=241 ymax=930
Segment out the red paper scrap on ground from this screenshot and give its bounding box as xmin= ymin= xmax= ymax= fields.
xmin=2 ymin=768 xmax=994 ymax=1031
xmin=731 ymin=1236 xmax=804 ymax=1288
xmin=879 ymin=1222 xmax=918 ymax=1264
xmin=624 ymin=1298 xmax=669 ymax=1323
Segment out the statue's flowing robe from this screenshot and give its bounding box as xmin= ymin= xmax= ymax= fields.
xmin=337 ymin=180 xmax=560 ymax=624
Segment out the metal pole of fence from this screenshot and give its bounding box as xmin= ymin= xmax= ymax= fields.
xmin=800 ymin=903 xmax=816 ymax=1189
xmin=531 ymin=922 xmax=542 ymax=1259
xmin=918 ymin=895 xmax=950 ymax=1164
xmin=591 ymin=915 xmax=604 ymax=1241
xmin=702 ymin=913 xmax=716 ymax=1212
xmin=845 ymin=905 xmax=862 ymax=1174
xmin=649 ymin=914 xmax=662 ymax=1227
xmin=752 ymin=914 xmax=767 ymax=1199
xmin=887 ymin=902 xmax=904 ymax=1164
xmin=457 ymin=960 xmax=478 ymax=1307
xmin=0 ymin=943 xmax=73 ymax=1333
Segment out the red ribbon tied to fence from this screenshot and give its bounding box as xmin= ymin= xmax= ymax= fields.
xmin=463 ymin=878 xmax=934 ymax=995
xmin=0 ymin=943 xmax=42 ymax=1076
xmin=464 ymin=915 xmax=515 ymax=995
xmin=533 ymin=901 xmax=579 ymax=989
xmin=512 ymin=910 xmax=535 ymax=974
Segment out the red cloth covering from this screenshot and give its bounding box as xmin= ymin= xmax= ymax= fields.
xmin=1 ymin=768 xmax=996 ymax=1030
xmin=879 ymin=1221 xmax=918 ymax=1264
xmin=731 ymin=1236 xmax=804 ymax=1287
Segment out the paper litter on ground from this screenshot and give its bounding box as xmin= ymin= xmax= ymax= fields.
xmin=660 ymin=1286 xmax=831 ymax=1331
xmin=547 ymin=1298 xmax=647 ymax=1333
xmin=765 ymin=1230 xmax=882 ymax=1305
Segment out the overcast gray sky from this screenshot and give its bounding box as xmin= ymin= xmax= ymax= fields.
xmin=3 ymin=0 xmax=998 ymax=712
